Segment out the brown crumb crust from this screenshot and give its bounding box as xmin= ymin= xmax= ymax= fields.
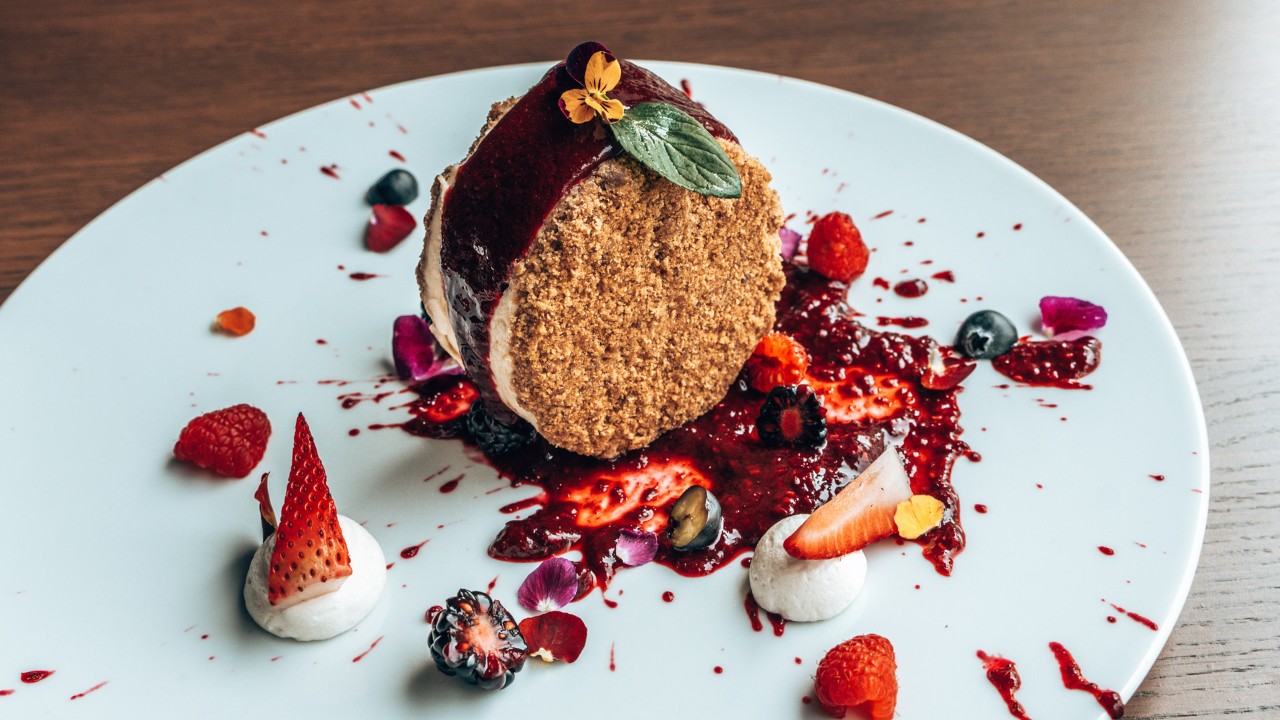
xmin=507 ymin=140 xmax=784 ymax=458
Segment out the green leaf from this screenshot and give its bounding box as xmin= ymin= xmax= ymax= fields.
xmin=608 ymin=102 xmax=742 ymax=199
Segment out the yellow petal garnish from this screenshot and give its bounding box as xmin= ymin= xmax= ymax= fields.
xmin=894 ymin=494 xmax=944 ymax=539
xmin=560 ymin=51 xmax=625 ymax=125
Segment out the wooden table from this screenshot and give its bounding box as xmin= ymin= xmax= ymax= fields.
xmin=3 ymin=1 xmax=1276 ymax=716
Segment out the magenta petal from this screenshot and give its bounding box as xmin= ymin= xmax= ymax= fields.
xmin=1040 ymin=296 xmax=1108 ymax=340
xmin=392 ymin=315 xmax=464 ymax=382
xmin=778 ymin=227 xmax=801 ymax=262
xmin=517 ymin=557 xmax=579 ymax=613
xmin=615 ymin=529 xmax=658 ymax=567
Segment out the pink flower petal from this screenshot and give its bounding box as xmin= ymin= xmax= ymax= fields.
xmin=1040 ymin=296 xmax=1108 ymax=340
xmin=392 ymin=315 xmax=464 ymax=383
xmin=517 ymin=557 xmax=579 ymax=613
xmin=615 ymin=529 xmax=658 ymax=566
xmin=779 ymin=227 xmax=802 ymax=262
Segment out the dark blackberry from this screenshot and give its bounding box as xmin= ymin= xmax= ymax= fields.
xmin=466 ymin=402 xmax=536 ymax=456
xmin=757 ymin=384 xmax=827 ymax=449
xmin=365 ymin=168 xmax=419 ymax=206
xmin=428 ymin=588 xmax=527 ymax=690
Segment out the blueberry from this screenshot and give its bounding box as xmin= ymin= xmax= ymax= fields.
xmin=955 ymin=310 xmax=1017 ymax=359
xmin=365 ymin=169 xmax=419 ymax=205
xmin=667 ymin=486 xmax=724 ymax=551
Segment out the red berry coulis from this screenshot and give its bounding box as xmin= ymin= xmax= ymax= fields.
xmin=402 ymin=266 xmax=972 ymax=589
xmin=977 ymin=651 xmax=1031 ymax=720
xmin=992 ymin=337 xmax=1100 ymax=388
xmin=1049 ymin=642 xmax=1124 ymax=718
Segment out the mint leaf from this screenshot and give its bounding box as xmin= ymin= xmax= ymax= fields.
xmin=609 ymin=102 xmax=742 ymax=199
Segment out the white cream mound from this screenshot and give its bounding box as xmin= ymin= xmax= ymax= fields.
xmin=748 ymin=514 xmax=867 ymax=622
xmin=244 ymin=515 xmax=386 ymax=641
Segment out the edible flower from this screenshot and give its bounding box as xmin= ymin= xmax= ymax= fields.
xmin=559 ymin=47 xmax=625 ymax=124
xmin=614 ymin=529 xmax=658 ymax=566
xmin=893 ymin=494 xmax=944 ymax=540
xmin=392 ymin=315 xmax=464 ymax=383
xmin=518 ymin=610 xmax=588 ymax=664
xmin=517 ymin=557 xmax=579 ymax=613
xmin=778 ymin=227 xmax=802 ymax=262
xmin=1039 ymin=296 xmax=1108 ymax=340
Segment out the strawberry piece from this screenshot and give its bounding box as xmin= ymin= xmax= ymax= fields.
xmin=815 ymin=634 xmax=898 ymax=720
xmin=365 ymin=204 xmax=417 ymax=253
xmin=254 ymin=473 xmax=277 ymax=540
xmin=173 ymin=404 xmax=271 ymax=479
xmin=784 ymin=447 xmax=913 ymax=559
xmin=745 ymin=333 xmax=809 ymax=393
xmin=807 ymin=212 xmax=869 ymax=282
xmin=267 ymin=414 xmax=352 ymax=609
xmin=921 ymin=345 xmax=977 ymax=391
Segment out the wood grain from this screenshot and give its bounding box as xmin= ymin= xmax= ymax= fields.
xmin=2 ymin=1 xmax=1277 ymax=716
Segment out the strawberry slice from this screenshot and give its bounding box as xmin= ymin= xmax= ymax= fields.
xmin=920 ymin=345 xmax=977 ymax=391
xmin=365 ymin=204 xmax=417 ymax=253
xmin=784 ymin=447 xmax=914 ymax=559
xmin=267 ymin=414 xmax=352 ymax=609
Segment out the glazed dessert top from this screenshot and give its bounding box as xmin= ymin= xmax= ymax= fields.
xmin=439 ymin=59 xmax=737 ymax=410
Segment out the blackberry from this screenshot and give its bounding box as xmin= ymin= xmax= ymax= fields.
xmin=428 ymin=589 xmax=527 ymax=690
xmin=757 ymin=385 xmax=827 ymax=449
xmin=466 ymin=402 xmax=536 ymax=456
xmin=365 ymin=168 xmax=419 ymax=206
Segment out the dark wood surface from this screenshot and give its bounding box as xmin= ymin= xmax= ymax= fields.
xmin=3 ymin=1 xmax=1276 ymax=716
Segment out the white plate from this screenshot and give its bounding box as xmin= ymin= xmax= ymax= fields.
xmin=0 ymin=62 xmax=1208 ymax=717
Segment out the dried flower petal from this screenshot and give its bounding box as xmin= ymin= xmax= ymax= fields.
xmin=215 ymin=306 xmax=256 ymax=336
xmin=1040 ymin=296 xmax=1107 ymax=340
xmin=778 ymin=227 xmax=802 ymax=262
xmin=254 ymin=472 xmax=276 ymax=540
xmin=517 ymin=557 xmax=579 ymax=613
xmin=392 ymin=315 xmax=465 ymax=383
xmin=615 ymin=529 xmax=658 ymax=566
xmin=518 ymin=610 xmax=588 ymax=664
xmin=894 ymin=494 xmax=944 ymax=540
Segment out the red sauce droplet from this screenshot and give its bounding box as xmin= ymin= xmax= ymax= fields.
xmin=992 ymin=337 xmax=1101 ymax=388
xmin=250 ymin=129 xmax=267 ymax=139
xmin=740 ymin=557 xmax=752 ymax=568
xmin=917 ymin=217 xmax=927 ymax=224
xmin=893 ymin=279 xmax=928 ymax=298
xmin=349 ymin=272 xmax=381 ymax=281
xmin=930 ymin=270 xmax=956 ymax=282
xmin=795 ymin=657 xmax=803 ymax=665
xmin=744 ymin=592 xmax=764 ymax=632
xmin=21 ymin=670 xmax=53 ymax=684
xmin=69 ymin=681 xmax=108 ymax=701
xmin=400 ymin=540 xmax=428 ymax=559
xmin=500 ymin=494 xmax=546 ymax=514
xmin=802 ymin=696 xmax=812 ymax=704
xmin=1013 ymin=223 xmax=1023 ymax=231
xmin=487 ymin=575 xmax=499 ymax=593
xmin=603 ymin=597 xmax=618 ymax=609
xmin=1049 ymin=642 xmax=1124 ymax=718
xmin=320 ymin=165 xmax=340 ymax=179
xmin=1108 ymin=602 xmax=1158 ymax=631
xmin=974 ymin=504 xmax=988 ymax=514
xmin=872 ymin=277 xmax=891 ymax=290
xmin=389 ymin=150 xmax=407 ymax=162
xmin=713 ymin=666 xmax=724 ymax=674
xmin=680 ymin=78 xmax=693 ymax=98
xmin=315 ymin=339 xmax=328 ymax=345
xmin=1098 ymin=546 xmax=1115 ymax=556
xmin=0 ymin=689 xmax=13 ymax=696
xmin=200 ymin=634 xmax=209 ymax=640
xmin=662 ymin=591 xmax=675 ymax=602
xmin=609 ymin=642 xmax=616 ymax=672
xmin=976 ymin=651 xmax=1031 ymax=720
xmin=977 ymin=231 xmax=986 ymax=238
xmin=439 ymin=477 xmax=461 ymax=493
xmin=1149 ymin=474 xmax=1165 ymax=481
xmin=873 ymin=210 xmax=894 ymax=219
xmin=352 ymin=636 xmax=383 ymax=663
xmin=767 ymin=611 xmax=786 ymax=636
xmin=876 ymin=316 xmax=929 ymax=328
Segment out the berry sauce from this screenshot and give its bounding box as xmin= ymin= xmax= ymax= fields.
xmin=992 ymin=337 xmax=1100 ymax=388
xmin=20 ymin=670 xmax=53 ymax=684
xmin=401 ymin=266 xmax=971 ymax=589
xmin=977 ymin=651 xmax=1031 ymax=720
xmin=893 ymin=279 xmax=928 ymax=298
xmin=438 ymin=60 xmax=732 ymax=418
xmin=1049 ymin=642 xmax=1124 ymax=718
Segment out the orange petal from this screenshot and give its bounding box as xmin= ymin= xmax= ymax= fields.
xmin=586 ymin=51 xmax=621 ymax=94
xmin=559 ymin=89 xmax=596 ymax=124
xmin=598 ymin=97 xmax=625 ymax=123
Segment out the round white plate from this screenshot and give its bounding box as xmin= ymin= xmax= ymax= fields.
xmin=0 ymin=62 xmax=1208 ymax=718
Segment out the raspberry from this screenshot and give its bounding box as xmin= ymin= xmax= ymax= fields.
xmin=814 ymin=634 xmax=898 ymax=720
xmin=173 ymin=404 xmax=271 ymax=478
xmin=745 ymin=333 xmax=809 ymax=393
xmin=807 ymin=212 xmax=869 ymax=282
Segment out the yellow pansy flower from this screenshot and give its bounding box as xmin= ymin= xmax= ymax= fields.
xmin=559 ymin=51 xmax=625 ymax=124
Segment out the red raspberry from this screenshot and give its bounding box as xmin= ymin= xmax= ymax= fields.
xmin=807 ymin=212 xmax=869 ymax=282
xmin=745 ymin=333 xmax=809 ymax=393
xmin=173 ymin=404 xmax=271 ymax=478
xmin=814 ymin=634 xmax=898 ymax=720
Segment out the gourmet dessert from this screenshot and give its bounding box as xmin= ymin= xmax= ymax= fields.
xmin=417 ymin=42 xmax=784 ymax=458
xmin=243 ymin=414 xmax=386 ymax=641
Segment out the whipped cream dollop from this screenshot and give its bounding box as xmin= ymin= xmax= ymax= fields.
xmin=244 ymin=515 xmax=386 ymax=641
xmin=748 ymin=514 xmax=867 ymax=622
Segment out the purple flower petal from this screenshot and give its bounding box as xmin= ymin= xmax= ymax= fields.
xmin=1040 ymin=296 xmax=1108 ymax=340
xmin=564 ymin=41 xmax=613 ymax=87
xmin=615 ymin=529 xmax=658 ymax=567
xmin=778 ymin=227 xmax=801 ymax=262
xmin=517 ymin=557 xmax=579 ymax=613
xmin=392 ymin=315 xmax=465 ymax=382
